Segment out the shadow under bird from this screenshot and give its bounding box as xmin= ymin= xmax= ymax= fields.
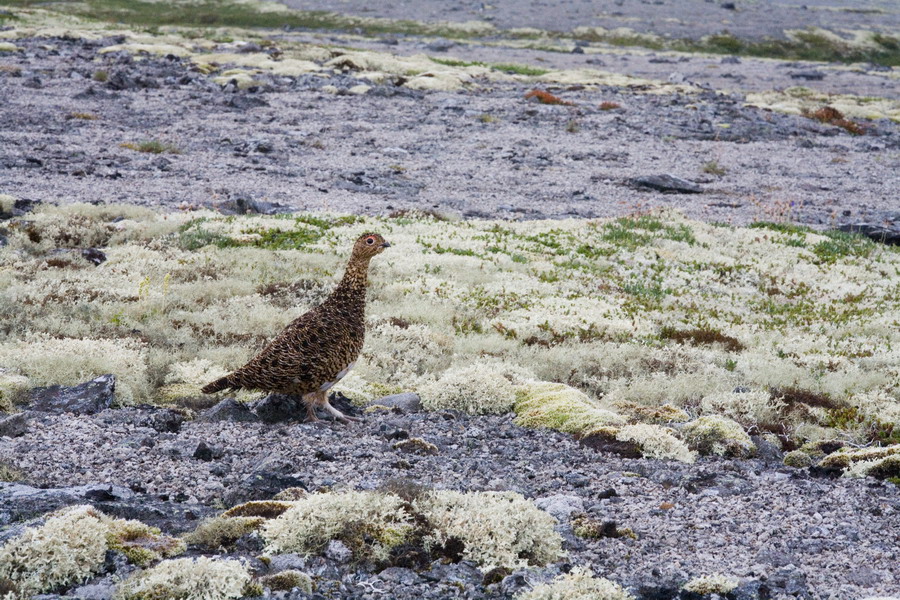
xmin=201 ymin=232 xmax=390 ymax=423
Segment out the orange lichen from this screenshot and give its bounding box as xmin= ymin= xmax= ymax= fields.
xmin=524 ymin=89 xmax=575 ymax=106
xmin=598 ymin=101 xmax=621 ymax=111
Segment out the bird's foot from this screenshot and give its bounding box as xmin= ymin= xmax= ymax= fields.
xmin=323 ymin=400 xmax=362 ymax=424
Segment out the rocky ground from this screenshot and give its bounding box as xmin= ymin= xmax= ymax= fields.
xmin=1 ymin=34 xmax=898 ymax=233
xmin=1 ymin=2 xmax=900 ymax=598
xmin=281 ymin=0 xmax=900 ymax=41
xmin=1 ymin=381 xmax=898 ymax=599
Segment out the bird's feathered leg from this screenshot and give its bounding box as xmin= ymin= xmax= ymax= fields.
xmin=320 ymin=391 xmax=361 ymax=424
xmin=302 ymin=392 xmax=320 ymax=423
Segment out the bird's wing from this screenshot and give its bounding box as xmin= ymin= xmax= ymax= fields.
xmin=230 ymin=306 xmax=335 ymax=390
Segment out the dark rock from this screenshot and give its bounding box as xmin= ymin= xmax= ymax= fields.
xmin=750 ymin=435 xmax=783 ymax=462
xmin=253 ymin=393 xmax=302 ymax=423
xmin=789 ymin=70 xmax=826 ymax=81
xmin=370 ymin=393 xmax=421 ymax=412
xmin=106 ymin=71 xmax=137 ymax=90
xmin=628 ymin=174 xmax=702 ymax=194
xmin=379 ymin=566 xmax=421 ymax=585
xmin=721 ymin=56 xmax=741 ymax=64
xmin=23 ymin=76 xmax=42 ymax=88
xmin=80 ymin=248 xmax=107 ymax=265
xmin=808 ymin=464 xmax=843 ymax=479
xmin=226 ymin=468 xmax=306 ymax=505
xmin=421 ymin=560 xmax=483 ymax=585
xmin=198 ymin=397 xmax=259 ymax=423
xmin=426 ymin=38 xmax=456 ymax=52
xmin=721 ymin=1 xmax=736 ymax=8
xmin=571 ymin=46 xmax=585 ymax=54
xmin=28 ymin=374 xmax=115 ymax=415
xmin=0 ymin=482 xmax=211 ymax=533
xmin=838 ymin=222 xmax=900 ymax=245
xmin=328 ymin=392 xmax=363 ymax=420
xmin=764 ymin=566 xmax=812 ymax=599
xmin=0 ymin=413 xmax=27 ymax=438
xmin=148 ymin=409 xmax=184 ymax=433
xmin=151 ymin=157 xmax=171 ymax=171
xmin=579 ymin=432 xmax=643 ymax=458
xmin=193 ymin=441 xmax=224 ymax=461
xmin=564 ymin=473 xmax=591 ymax=488
xmin=226 ymin=94 xmax=269 ymax=110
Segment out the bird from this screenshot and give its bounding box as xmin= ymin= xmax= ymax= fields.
xmin=201 ymin=232 xmax=390 ymax=423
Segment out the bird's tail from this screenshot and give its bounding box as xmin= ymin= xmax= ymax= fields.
xmin=201 ymin=373 xmax=240 ymax=394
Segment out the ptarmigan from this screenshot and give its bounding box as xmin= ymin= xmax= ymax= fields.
xmin=201 ymin=232 xmax=390 ymax=423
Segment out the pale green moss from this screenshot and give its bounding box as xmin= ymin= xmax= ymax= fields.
xmin=820 ymin=444 xmax=900 ymax=469
xmin=183 ymin=516 xmax=265 ymax=549
xmin=516 ymin=567 xmax=634 ymax=600
xmin=0 ymin=373 xmax=28 ymax=412
xmin=114 ymin=557 xmax=251 ymax=600
xmin=783 ymin=450 xmax=813 ymax=468
xmin=0 ymin=505 xmax=109 ymax=596
xmin=681 ymin=415 xmax=756 ymax=458
xmin=107 ymin=518 xmax=186 ymax=566
xmin=259 ymin=569 xmax=312 ymax=593
xmin=515 ymin=382 xmax=625 ymax=435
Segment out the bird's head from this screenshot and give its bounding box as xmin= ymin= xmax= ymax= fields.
xmin=352 ymin=232 xmax=390 ymax=259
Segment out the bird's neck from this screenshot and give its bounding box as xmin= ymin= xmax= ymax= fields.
xmin=331 ymin=255 xmax=370 ymax=309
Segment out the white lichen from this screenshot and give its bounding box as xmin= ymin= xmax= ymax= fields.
xmin=616 ymin=424 xmax=697 ymax=463
xmin=113 ymin=556 xmax=250 ymax=600
xmin=420 ymin=361 xmax=531 ymax=414
xmin=516 ymin=567 xmax=634 ymax=600
xmin=681 ymin=415 xmax=756 ymax=458
xmin=0 ymin=505 xmax=109 ymax=596
xmin=681 ymin=573 xmax=740 ymax=594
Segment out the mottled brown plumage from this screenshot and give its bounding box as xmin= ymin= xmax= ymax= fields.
xmin=201 ymin=232 xmax=390 ymax=423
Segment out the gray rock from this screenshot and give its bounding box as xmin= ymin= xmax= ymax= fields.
xmin=324 ymin=539 xmax=352 ymax=563
xmin=422 ymin=560 xmax=482 ymax=586
xmin=193 ymin=441 xmax=224 ymax=461
xmin=198 ymin=397 xmax=259 ymax=423
xmin=28 ymin=374 xmax=115 ymax=415
xmin=69 ymin=581 xmax=116 ymax=600
xmin=628 ymin=174 xmax=702 ymax=194
xmin=378 ymin=567 xmax=422 ymax=585
xmin=267 ymin=553 xmax=308 ymax=572
xmin=370 ymin=393 xmax=422 ymax=412
xmin=0 ymin=412 xmax=27 ymax=437
xmin=253 ymin=393 xmax=303 ymax=423
xmin=838 ymin=222 xmax=900 ymax=246
xmin=534 ymin=495 xmax=584 ymax=521
xmin=789 ymin=70 xmax=826 ymax=81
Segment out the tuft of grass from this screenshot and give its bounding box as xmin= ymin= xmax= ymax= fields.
xmin=491 ymin=63 xmax=549 ymax=76
xmin=120 ymin=140 xmax=182 ymax=154
xmin=0 ymin=462 xmax=23 ymax=482
xmin=811 ymin=230 xmax=875 ymax=264
xmin=477 ymin=113 xmax=498 ymax=124
xmin=68 ymin=112 xmax=99 ymax=120
xmin=598 ymin=101 xmax=621 ymax=111
xmin=702 ymin=160 xmax=727 ymax=176
xmin=660 ymin=326 xmax=744 ymax=352
xmin=92 ymin=70 xmax=108 ymax=82
xmin=565 ymin=119 xmax=580 ymax=133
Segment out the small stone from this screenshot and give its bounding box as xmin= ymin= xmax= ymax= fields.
xmin=28 ymin=374 xmax=115 ymax=415
xmin=80 ymin=248 xmax=107 ymax=265
xmin=564 ymin=473 xmax=591 ymax=488
xmin=378 ymin=567 xmax=421 ymax=585
xmin=253 ymin=393 xmax=302 ymax=423
xmin=370 ymin=393 xmax=421 ymax=412
xmin=534 ymin=494 xmax=584 ymax=521
xmin=193 ymin=442 xmax=223 ymax=462
xmin=0 ymin=413 xmax=27 ymax=438
xmin=628 ymin=174 xmax=702 ymax=194
xmin=324 ymin=539 xmax=352 ymax=563
xmin=198 ymin=398 xmax=259 ymax=423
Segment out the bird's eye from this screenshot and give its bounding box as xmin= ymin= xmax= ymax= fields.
xmin=365 ymin=237 xmax=375 ymax=245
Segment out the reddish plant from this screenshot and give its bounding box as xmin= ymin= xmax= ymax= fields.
xmin=524 ymin=89 xmax=575 ymax=106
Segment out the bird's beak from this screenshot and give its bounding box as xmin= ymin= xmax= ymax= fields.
xmin=381 ymin=241 xmax=391 ymax=248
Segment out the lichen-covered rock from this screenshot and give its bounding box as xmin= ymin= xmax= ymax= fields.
xmin=259 ymin=569 xmax=312 ymax=593
xmin=184 ymin=516 xmax=265 ymax=549
xmin=27 ymin=374 xmax=115 ymax=415
xmin=615 ymin=424 xmax=696 ymax=463
xmin=417 ymin=491 xmax=563 ymax=572
xmin=681 ymin=573 xmax=740 ymax=595
xmin=106 ymin=517 xmax=185 ymax=566
xmin=421 ymin=361 xmax=529 ymax=415
xmin=819 ymin=444 xmax=900 ymax=478
xmin=114 ymin=557 xmax=251 ymax=600
xmin=262 ymin=491 xmax=414 ymax=564
xmin=783 ymin=450 xmax=813 ymax=468
xmin=681 ymin=415 xmax=756 ymax=458
xmin=514 ymin=382 xmax=624 ymax=434
xmin=0 ymin=505 xmax=109 ymax=596
xmin=515 ymin=567 xmax=634 ymax=600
